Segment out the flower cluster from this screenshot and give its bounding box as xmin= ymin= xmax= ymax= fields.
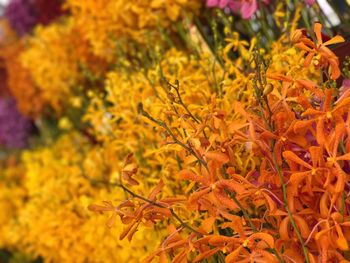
xmin=88 ymin=16 xmax=350 ymax=263
xmin=1 ymin=132 xmax=162 ymax=262
xmin=20 ymin=18 xmax=105 ymax=113
xmin=0 ymin=0 xmax=349 ymax=262
xmin=65 ymin=0 xmax=202 ymax=59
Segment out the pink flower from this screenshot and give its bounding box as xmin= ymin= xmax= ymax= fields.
xmin=239 ymin=0 xmax=258 ymax=19
xmin=304 ymin=0 xmax=316 ymax=6
xmin=206 ymin=0 xmax=230 ymax=8
xmin=205 ymin=0 xmax=270 ymax=19
xmin=230 ymin=0 xmax=270 ymax=19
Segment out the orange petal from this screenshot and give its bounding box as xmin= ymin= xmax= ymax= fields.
xmin=293 ymin=215 xmax=311 ymax=239
xmin=189 ymin=187 xmax=211 ymax=206
xmin=289 ymin=171 xmax=310 ymax=188
xmin=209 ymin=235 xmax=235 ymax=245
xmin=200 ymin=216 xmax=216 ymax=233
xmin=193 ymin=248 xmax=221 ymax=262
xmin=335 ymin=167 xmax=346 ymax=193
xmin=329 ymin=57 xmax=341 ymax=80
xmin=295 ymin=42 xmax=313 ymax=52
xmin=261 ymin=192 xmax=277 ymax=213
xmin=226 ymin=246 xmax=244 ymax=263
xmin=107 ymin=213 xmax=117 ymax=228
xmin=293 ymin=119 xmax=315 ymax=133
xmin=120 ymin=221 xmax=135 ymax=240
xmin=205 ymin=150 xmax=230 ymax=164
xmin=320 ymin=192 xmax=330 ymax=218
xmin=316 ymin=119 xmax=326 ymax=146
xmin=214 ymin=192 xmax=238 ymax=210
xmin=163 ymin=239 xmax=188 ymax=250
xmin=308 ymin=252 xmax=318 ymax=263
xmin=158 ymin=251 xmax=168 ymax=263
xmin=172 ymin=250 xmax=187 ymax=263
xmin=252 ymin=249 xmax=278 ymax=262
xmin=314 ymin=22 xmax=323 ymax=45
xmin=279 ymin=217 xmax=290 ymax=240
xmin=309 ymin=146 xmax=323 ymax=166
xmin=149 ymin=180 xmax=165 ymax=200
xmin=323 ymin=35 xmax=345 ymax=46
xmin=336 ymin=152 xmax=350 ymax=161
xmin=282 ymin=151 xmax=313 ymax=169
xmin=216 ymin=180 xmax=246 ymax=195
xmin=248 ymin=232 xmax=275 ymax=248
xmin=178 ymin=169 xmax=206 ymax=184
xmin=335 ymin=224 xmax=349 ymax=251
xmin=304 ymin=52 xmax=315 ymax=67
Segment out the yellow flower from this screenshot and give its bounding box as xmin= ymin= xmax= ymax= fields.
xmin=20 ymin=18 xmax=105 ymax=113
xmin=4 ymin=132 xmax=163 ymax=262
xmin=58 ymin=117 xmax=73 ymax=130
xmin=65 ymin=0 xmax=201 ymax=59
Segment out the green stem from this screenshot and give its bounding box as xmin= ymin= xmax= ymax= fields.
xmin=301 ymin=8 xmax=314 ymax=41
xmin=230 ymin=193 xmax=284 ymax=263
xmin=271 ymin=142 xmax=310 ymax=263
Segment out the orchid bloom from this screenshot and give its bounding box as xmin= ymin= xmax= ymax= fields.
xmin=292 ymin=23 xmax=345 ymax=80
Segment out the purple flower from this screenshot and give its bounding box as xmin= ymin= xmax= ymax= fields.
xmin=0 ymin=97 xmax=32 ymax=148
xmin=5 ymin=0 xmax=37 ymax=36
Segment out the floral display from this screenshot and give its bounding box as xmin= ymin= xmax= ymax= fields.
xmin=65 ymin=0 xmax=202 ymax=59
xmin=0 ymin=0 xmax=350 ymax=262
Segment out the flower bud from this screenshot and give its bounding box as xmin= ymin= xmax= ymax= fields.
xmin=263 ymin=83 xmax=274 ymax=96
xmin=291 ymin=29 xmax=303 ymax=43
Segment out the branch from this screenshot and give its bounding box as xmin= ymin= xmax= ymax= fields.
xmin=138 ymin=103 xmax=208 ymax=169
xmin=81 ymin=171 xmax=202 ymax=236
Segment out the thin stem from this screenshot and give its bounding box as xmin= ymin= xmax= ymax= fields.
xmin=193 ymin=17 xmax=224 ymax=70
xmin=271 ymin=141 xmax=310 ymax=263
xmin=168 ymin=80 xmax=201 ymax=124
xmin=229 ymin=193 xmax=284 ymax=263
xmin=120 ymin=184 xmax=202 ymax=235
xmin=138 ymin=103 xmax=208 ymax=169
xmin=301 ymin=8 xmax=314 ymax=42
xmin=231 ymin=193 xmax=257 ymax=232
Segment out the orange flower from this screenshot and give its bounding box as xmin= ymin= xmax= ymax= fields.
xmin=293 ymin=23 xmax=345 ymax=79
xmin=283 ymin=147 xmax=328 ymax=196
xmin=294 ymin=89 xmax=350 ymax=146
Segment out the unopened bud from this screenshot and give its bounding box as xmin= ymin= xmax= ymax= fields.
xmin=291 ymin=29 xmax=303 ymax=43
xmin=263 ymin=83 xmax=274 ymax=96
